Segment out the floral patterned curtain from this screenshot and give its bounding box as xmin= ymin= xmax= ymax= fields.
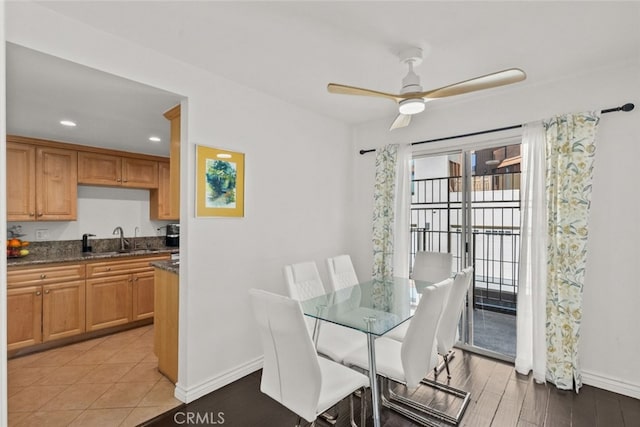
xmin=544 ymin=111 xmax=600 ymax=391
xmin=372 ymin=144 xmax=398 ymax=280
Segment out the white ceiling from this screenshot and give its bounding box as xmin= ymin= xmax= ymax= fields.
xmin=6 ymin=43 xmax=183 ymax=156
xmin=7 ymin=1 xmax=640 ymax=154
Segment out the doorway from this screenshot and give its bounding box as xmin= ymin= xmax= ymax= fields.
xmin=4 ymin=43 xmax=186 ymax=417
xmin=410 ymin=141 xmax=521 ymax=360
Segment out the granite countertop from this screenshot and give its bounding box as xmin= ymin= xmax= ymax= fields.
xmin=7 ymin=247 xmax=179 ymax=267
xmin=150 ymin=259 xmax=180 ymax=274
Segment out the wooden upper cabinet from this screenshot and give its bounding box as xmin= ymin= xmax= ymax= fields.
xmin=122 ymin=157 xmax=158 ymax=188
xmin=6 ymin=142 xmax=36 ymax=220
xmin=77 ymin=152 xmax=122 ymax=185
xmin=36 ymin=147 xmax=78 ymax=220
xmin=151 ymin=104 xmax=180 ymax=220
xmin=78 ymin=152 xmax=158 ymax=189
xmin=167 ymin=105 xmax=181 ymax=218
xmin=6 ymin=142 xmax=77 ymax=221
xmin=150 ymin=161 xmax=175 ymax=220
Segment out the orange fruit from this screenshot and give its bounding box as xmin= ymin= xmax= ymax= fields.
xmin=8 ymin=238 xmax=22 ymax=248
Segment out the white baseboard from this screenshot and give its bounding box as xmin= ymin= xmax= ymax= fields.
xmin=582 ymin=369 xmax=640 ymax=399
xmin=174 ymin=356 xmax=263 ymax=403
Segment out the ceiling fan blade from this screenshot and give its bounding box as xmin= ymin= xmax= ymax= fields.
xmin=419 ymin=68 xmax=526 ymax=99
xmin=327 ymin=83 xmax=402 ymax=103
xmin=390 ymin=113 xmax=411 ymax=130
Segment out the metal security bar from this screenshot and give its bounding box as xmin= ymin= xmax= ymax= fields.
xmin=410 ymin=172 xmax=520 ymax=313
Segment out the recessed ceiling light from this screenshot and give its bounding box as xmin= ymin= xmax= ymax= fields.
xmin=149 ymin=136 xmax=161 ymax=142
xmin=60 ymin=120 xmax=76 ymax=127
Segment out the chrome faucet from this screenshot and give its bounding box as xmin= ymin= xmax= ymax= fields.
xmin=112 ymin=226 xmax=128 ymax=251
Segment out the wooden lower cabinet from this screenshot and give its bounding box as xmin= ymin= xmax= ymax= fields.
xmin=42 ymin=280 xmax=86 ymax=342
xmin=132 ymin=270 xmax=155 ymax=321
xmin=7 ymin=254 xmax=169 ymax=351
xmin=154 ymin=267 xmax=179 ymax=383
xmin=7 ymin=263 xmax=86 ymax=351
xmin=85 ymin=254 xmax=169 ymax=331
xmin=86 ymin=274 xmax=133 ymax=331
xmin=7 ymin=280 xmax=86 ymax=350
xmin=7 ymin=286 xmax=43 ymax=351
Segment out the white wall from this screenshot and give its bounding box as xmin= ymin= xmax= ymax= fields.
xmin=9 ymin=186 xmax=173 ymax=242
xmin=4 ymin=2 xmax=354 ymax=404
xmin=349 ymin=61 xmax=640 ymax=397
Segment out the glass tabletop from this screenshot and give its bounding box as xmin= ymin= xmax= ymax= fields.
xmin=300 ymin=276 xmax=435 ymax=336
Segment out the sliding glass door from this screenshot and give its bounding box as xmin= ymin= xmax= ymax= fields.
xmin=411 ymin=141 xmax=520 ymax=360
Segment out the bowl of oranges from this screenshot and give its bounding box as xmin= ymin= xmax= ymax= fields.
xmin=6 ymin=238 xmax=29 ymax=258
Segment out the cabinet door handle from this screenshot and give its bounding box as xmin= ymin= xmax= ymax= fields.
xmin=133 ymin=276 xmax=139 ymax=281
xmin=40 ymin=274 xmax=47 ymax=279
xmin=116 ymin=178 xmax=122 ymax=182
xmin=37 ymin=212 xmax=43 ymax=217
xmin=29 ymin=212 xmax=35 ymax=217
xmin=123 ymin=180 xmax=128 ymax=183
xmin=35 ymin=291 xmax=41 ymax=296
xmin=106 ymin=267 xmax=111 ymax=271
xmin=44 ymin=290 xmax=50 ymax=294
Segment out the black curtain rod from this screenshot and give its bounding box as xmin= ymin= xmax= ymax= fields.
xmin=358 ymin=102 xmax=635 ymax=155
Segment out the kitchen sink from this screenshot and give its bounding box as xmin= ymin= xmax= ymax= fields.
xmin=85 ymin=249 xmax=159 ymax=257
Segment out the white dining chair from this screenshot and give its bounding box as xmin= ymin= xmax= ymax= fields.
xmin=326 ymin=254 xmax=400 ymax=328
xmin=385 ymin=267 xmax=474 ymax=377
xmin=283 ymin=261 xmax=367 ymax=364
xmin=436 ymin=266 xmax=474 ymax=379
xmin=412 ymin=251 xmax=453 ymax=283
xmin=249 ymin=289 xmax=369 ymax=427
xmin=343 ymin=278 xmax=457 ymax=426
xmin=383 ymin=251 xmax=453 ymax=343
xmin=326 ymin=254 xmax=359 ymax=291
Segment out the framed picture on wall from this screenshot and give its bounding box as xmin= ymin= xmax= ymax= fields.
xmin=196 ymin=145 xmax=245 ymax=217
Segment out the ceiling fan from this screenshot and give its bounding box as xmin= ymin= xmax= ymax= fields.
xmin=327 ymin=47 xmax=526 ymax=130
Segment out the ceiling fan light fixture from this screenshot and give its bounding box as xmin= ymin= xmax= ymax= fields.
xmin=398 ymin=98 xmax=425 ymax=115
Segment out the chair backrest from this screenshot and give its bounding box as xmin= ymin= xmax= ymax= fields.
xmin=283 ymin=261 xmax=326 ymax=301
xmin=326 ymin=254 xmax=359 ymax=291
xmin=436 ymin=267 xmax=473 ymax=355
xmin=412 ymin=251 xmax=453 ymax=283
xmin=401 ymin=278 xmax=452 ymax=388
xmin=249 ymin=289 xmax=321 ymax=422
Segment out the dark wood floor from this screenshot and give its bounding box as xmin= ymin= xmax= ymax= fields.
xmin=142 ymin=350 xmax=640 ymax=427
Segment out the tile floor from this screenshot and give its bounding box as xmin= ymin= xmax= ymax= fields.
xmin=7 ymin=325 xmax=181 ymax=426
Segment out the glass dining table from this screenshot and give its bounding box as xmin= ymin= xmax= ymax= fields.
xmin=300 ymin=276 xmax=435 ymax=427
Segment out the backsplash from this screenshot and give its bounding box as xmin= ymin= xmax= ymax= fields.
xmin=7 ymin=186 xmax=173 ymax=243
xmin=22 ymin=237 xmax=169 ymax=258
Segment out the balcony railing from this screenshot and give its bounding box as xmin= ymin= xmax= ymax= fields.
xmin=410 ymin=172 xmax=520 ymax=314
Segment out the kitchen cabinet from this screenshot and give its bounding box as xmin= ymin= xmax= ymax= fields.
xmin=42 ymin=281 xmax=86 ymax=342
xmin=78 ymin=151 xmax=159 ymax=189
xmin=150 ymin=161 xmax=174 ymax=220
xmin=7 ymin=263 xmax=86 ymax=351
xmin=154 ymin=267 xmax=179 ymax=383
xmin=151 ymin=104 xmax=180 ymax=220
xmin=85 ymin=254 xmax=169 ymax=331
xmin=85 ymin=274 xmax=133 ymax=331
xmin=6 ymin=142 xmax=77 ymax=221
xmin=166 ymin=104 xmax=181 ymax=218
xmin=7 ymin=286 xmax=42 ymax=351
xmin=132 ymin=270 xmax=156 ymax=321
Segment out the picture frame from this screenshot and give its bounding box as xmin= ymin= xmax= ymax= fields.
xmin=196 ymin=145 xmax=245 ymax=217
